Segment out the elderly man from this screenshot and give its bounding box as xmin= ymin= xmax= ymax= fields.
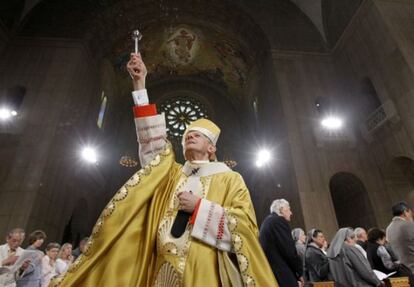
xmin=260 ymin=199 xmax=304 ymax=287
xmin=386 ymin=201 xmax=414 ymax=273
xmin=0 ymin=228 xmax=25 ymax=287
xmin=354 ymin=227 xmax=368 ymax=258
xmin=50 ymin=53 xmax=279 ymax=287
xmin=355 ymin=227 xmax=368 ymax=251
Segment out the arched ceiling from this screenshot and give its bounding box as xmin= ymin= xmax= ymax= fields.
xmin=1 ymin=0 xmax=364 ymax=51
xmin=322 ymin=0 xmax=363 ymax=47
xmin=0 ymin=0 xmax=363 ymax=105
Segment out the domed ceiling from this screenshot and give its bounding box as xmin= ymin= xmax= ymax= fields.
xmin=110 ymin=24 xmax=252 ymax=103
xmin=0 ymin=0 xmax=363 ymax=104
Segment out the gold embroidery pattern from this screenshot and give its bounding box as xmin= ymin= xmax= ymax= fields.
xmin=50 ymin=146 xmax=172 ymax=286
xmin=153 ymin=262 xmax=181 ymax=287
xmin=243 ymin=274 xmax=256 ymax=287
xmin=232 ymin=233 xmax=243 ymax=252
xmin=236 ymin=253 xmax=249 ymax=273
xmin=227 ymin=214 xmax=238 ymax=232
xmin=67 ymin=254 xmax=84 ymax=273
xmin=156 ymin=174 xmax=212 ymax=278
xmin=157 ymin=216 xmax=191 ymax=257
xmin=49 ymin=272 xmax=67 ymax=287
xmin=227 ymin=214 xmax=256 ymax=287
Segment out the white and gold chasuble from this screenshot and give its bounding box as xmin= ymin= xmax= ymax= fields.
xmin=50 ymin=113 xmax=279 ymax=287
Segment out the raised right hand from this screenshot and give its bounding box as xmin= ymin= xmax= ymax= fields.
xmin=126 ymin=53 xmax=147 ymax=91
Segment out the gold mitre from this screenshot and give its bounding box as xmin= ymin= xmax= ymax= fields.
xmin=182 ymin=118 xmax=221 ymax=146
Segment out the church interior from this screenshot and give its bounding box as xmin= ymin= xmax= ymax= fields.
xmin=1 ymin=0 xmax=414 ymax=245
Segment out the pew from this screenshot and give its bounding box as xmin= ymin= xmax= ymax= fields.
xmin=308 ymin=277 xmax=409 ymax=287
xmin=309 ymin=282 xmax=335 ymax=287
xmin=384 ymin=277 xmax=410 ymax=287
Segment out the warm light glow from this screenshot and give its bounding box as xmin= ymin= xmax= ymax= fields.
xmin=256 ymin=149 xmax=271 ymax=168
xmin=81 ymin=147 xmax=98 ymax=164
xmin=0 ymin=108 xmax=12 ymax=120
xmin=11 ymin=110 xmax=18 ymax=116
xmin=321 ymin=116 xmax=343 ymax=130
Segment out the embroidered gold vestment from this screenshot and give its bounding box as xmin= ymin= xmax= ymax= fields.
xmin=50 ymin=145 xmax=279 ymax=287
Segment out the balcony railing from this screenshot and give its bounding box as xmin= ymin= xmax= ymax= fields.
xmin=360 ymin=99 xmax=400 ymax=142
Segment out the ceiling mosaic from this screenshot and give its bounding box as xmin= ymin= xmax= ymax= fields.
xmin=111 ymin=24 xmax=252 ymax=102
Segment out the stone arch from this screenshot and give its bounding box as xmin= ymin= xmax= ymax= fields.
xmin=329 ymin=172 xmax=377 ymax=228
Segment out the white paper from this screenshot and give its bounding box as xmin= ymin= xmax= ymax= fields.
xmin=373 ymin=269 xmax=397 ymax=280
xmin=0 ymin=250 xmax=42 ymax=285
xmin=1 ymin=250 xmax=40 ymax=274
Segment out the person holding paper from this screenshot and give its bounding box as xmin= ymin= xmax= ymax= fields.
xmin=49 ymin=53 xmax=279 ymax=287
xmin=16 ymin=230 xmax=46 ymax=287
xmin=0 ymin=228 xmax=25 ymax=287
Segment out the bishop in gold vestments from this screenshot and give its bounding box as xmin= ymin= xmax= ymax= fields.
xmin=50 ymin=53 xmax=279 ymax=287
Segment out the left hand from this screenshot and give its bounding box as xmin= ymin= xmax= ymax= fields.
xmin=177 ymin=192 xmax=200 ymax=213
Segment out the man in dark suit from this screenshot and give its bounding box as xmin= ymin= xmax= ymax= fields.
xmin=260 ymin=199 xmax=304 ymax=287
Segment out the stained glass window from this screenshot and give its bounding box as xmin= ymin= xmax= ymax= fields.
xmin=159 ymin=97 xmax=209 ymax=139
xmin=97 ymin=91 xmax=107 ymax=129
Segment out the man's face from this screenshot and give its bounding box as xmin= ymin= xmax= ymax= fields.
xmin=358 ymin=229 xmax=368 ymax=242
xmin=313 ymin=232 xmax=326 ymax=248
xmin=280 ymin=205 xmax=293 ymax=221
xmin=404 ymin=209 xmax=413 ymax=221
xmin=184 ymin=131 xmax=215 ymax=158
xmin=7 ymin=234 xmax=23 ymax=250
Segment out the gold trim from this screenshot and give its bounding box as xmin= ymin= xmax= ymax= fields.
xmin=153 ymin=262 xmax=181 ymax=287
xmin=52 ymin=143 xmax=173 ymax=285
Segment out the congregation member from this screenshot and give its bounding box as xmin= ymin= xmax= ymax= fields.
xmin=0 ymin=228 xmax=25 ymax=287
xmin=304 ymin=229 xmax=331 ymax=282
xmin=55 ymin=243 xmax=73 ymax=275
xmin=355 ymin=227 xmax=368 ymax=251
xmin=71 ymin=237 xmax=88 ymax=261
xmin=16 ymin=230 xmax=47 ymax=287
xmin=260 ymin=199 xmax=304 ymax=286
xmin=386 ymin=201 xmax=414 ymax=273
xmin=366 ymin=228 xmax=398 ymax=273
xmin=327 ymin=228 xmax=383 ymax=287
xmin=41 ymin=243 xmax=60 ymax=287
xmin=354 ymin=227 xmax=368 ymax=259
xmin=292 ymin=228 xmax=306 ymax=262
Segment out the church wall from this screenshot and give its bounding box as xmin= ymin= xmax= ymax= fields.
xmin=376 ymin=0 xmax=414 ymax=79
xmin=334 ymin=0 xmax=414 ymax=226
xmin=270 ymin=52 xmax=360 ymax=239
xmin=269 ymin=0 xmax=414 ymax=239
xmin=245 ymin=52 xmax=305 ymax=228
xmin=0 ymin=38 xmax=106 ymax=243
xmin=0 ymin=21 xmax=8 ymax=56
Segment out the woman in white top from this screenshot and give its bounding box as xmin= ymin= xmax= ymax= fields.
xmin=41 ymin=242 xmax=60 ymax=287
xmin=55 ymin=243 xmax=73 ymax=275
